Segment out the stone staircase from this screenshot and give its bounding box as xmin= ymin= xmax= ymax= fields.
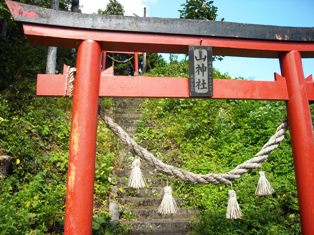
xmin=112 ymin=98 xmax=198 ymax=235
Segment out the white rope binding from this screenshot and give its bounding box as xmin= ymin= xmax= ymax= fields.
xmin=64 ymin=66 xmax=76 ymax=97
xmin=98 ymin=105 xmax=288 ymax=185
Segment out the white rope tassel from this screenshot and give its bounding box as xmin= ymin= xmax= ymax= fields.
xmin=128 ymin=158 xmax=145 ymax=189
xmin=226 ymin=190 xmax=242 ymax=219
xmin=255 ymin=171 xmax=275 ymax=196
xmin=158 ymin=186 xmax=178 ymax=215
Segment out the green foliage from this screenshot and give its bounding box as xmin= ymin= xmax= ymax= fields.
xmin=0 ymin=172 xmax=66 ymax=234
xmin=0 ymin=79 xmax=71 ymax=234
xmin=98 ymin=0 xmax=124 ymax=15
xmin=0 ymin=75 xmax=122 ymax=233
xmin=141 ymin=53 xmax=166 ymax=73
xmin=92 ymin=213 xmax=129 ymax=235
xmin=147 ymin=56 xmax=189 ymax=77
xmin=136 ymin=59 xmax=300 ymax=234
xmin=179 ymin=0 xmax=218 ymax=21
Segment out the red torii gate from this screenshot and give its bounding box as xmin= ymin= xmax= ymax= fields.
xmin=6 ymin=1 xmax=314 ymax=234
xmin=101 ymin=51 xmax=141 ymax=75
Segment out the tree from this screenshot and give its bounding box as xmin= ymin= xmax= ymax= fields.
xmin=179 ymin=0 xmax=218 ymax=21
xmin=98 ymin=0 xmax=124 ymax=15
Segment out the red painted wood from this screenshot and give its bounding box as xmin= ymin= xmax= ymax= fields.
xmin=134 ymin=52 xmax=139 ymax=76
xmin=280 ymin=51 xmax=314 ymax=235
xmin=22 ymin=24 xmax=314 ymax=57
xmin=64 ymin=40 xmax=101 ymax=235
xmin=36 ymin=73 xmax=314 ymax=101
xmin=101 ymin=51 xmax=107 ymax=70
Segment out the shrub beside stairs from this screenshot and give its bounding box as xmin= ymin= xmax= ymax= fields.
xmin=112 ymin=98 xmax=198 ymax=235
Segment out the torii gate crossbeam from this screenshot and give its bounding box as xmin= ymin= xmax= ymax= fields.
xmin=5 ymin=1 xmax=314 ymax=234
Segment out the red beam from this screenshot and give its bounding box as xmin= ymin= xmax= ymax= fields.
xmin=23 ymin=24 xmax=314 ymax=57
xmin=36 ymin=73 xmax=314 ymax=100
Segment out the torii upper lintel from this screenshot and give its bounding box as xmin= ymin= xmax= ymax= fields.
xmin=5 ymin=0 xmax=314 ymax=57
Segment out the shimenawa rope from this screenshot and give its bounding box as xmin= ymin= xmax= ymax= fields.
xmin=107 ymin=55 xmax=134 ymax=64
xmin=98 ymin=105 xmax=288 ymax=185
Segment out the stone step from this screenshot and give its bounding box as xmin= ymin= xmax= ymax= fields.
xmin=113 ymin=111 xmax=142 ymax=118
xmin=113 ymin=98 xmax=143 ymax=106
xmin=118 ymin=197 xmax=161 ymax=207
xmin=118 ymin=187 xmax=163 ymax=198
xmin=125 ymin=219 xmax=194 ymax=234
xmin=113 ymin=119 xmax=141 ymax=126
xmin=118 ymin=197 xmax=183 ymax=207
xmin=132 ymin=206 xmax=198 ymax=220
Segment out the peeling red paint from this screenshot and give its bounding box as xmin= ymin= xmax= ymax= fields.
xmin=6 ymin=0 xmax=38 ymax=19
xmin=71 ymin=112 xmax=79 ymax=156
xmin=67 ymin=163 xmax=76 ymax=191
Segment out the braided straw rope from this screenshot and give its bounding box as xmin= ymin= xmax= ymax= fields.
xmin=99 ymin=105 xmax=288 ymax=185
xmin=64 ymin=66 xmax=76 ymax=97
xmin=107 ymin=55 xmax=134 ymax=64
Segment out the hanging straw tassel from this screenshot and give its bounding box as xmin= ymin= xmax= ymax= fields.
xmin=255 ymin=171 xmax=275 ymax=196
xmin=226 ymin=190 xmax=242 ymax=219
xmin=128 ymin=158 xmax=145 ymax=189
xmin=158 ymin=186 xmax=178 ymax=215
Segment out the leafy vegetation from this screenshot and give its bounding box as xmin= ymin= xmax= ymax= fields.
xmin=179 ymin=0 xmax=218 ymax=21
xmin=98 ymin=0 xmax=124 ymax=15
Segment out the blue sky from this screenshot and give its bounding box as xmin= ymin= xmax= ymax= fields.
xmin=146 ymin=0 xmax=314 ymax=80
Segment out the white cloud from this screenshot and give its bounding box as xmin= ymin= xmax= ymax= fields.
xmin=80 ymin=0 xmax=158 ymax=16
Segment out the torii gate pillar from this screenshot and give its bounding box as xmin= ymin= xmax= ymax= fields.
xmin=280 ymin=51 xmax=314 ymax=234
xmin=64 ymin=40 xmax=101 ymax=234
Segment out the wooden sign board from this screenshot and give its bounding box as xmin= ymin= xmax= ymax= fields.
xmin=189 ymin=46 xmax=213 ymax=97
